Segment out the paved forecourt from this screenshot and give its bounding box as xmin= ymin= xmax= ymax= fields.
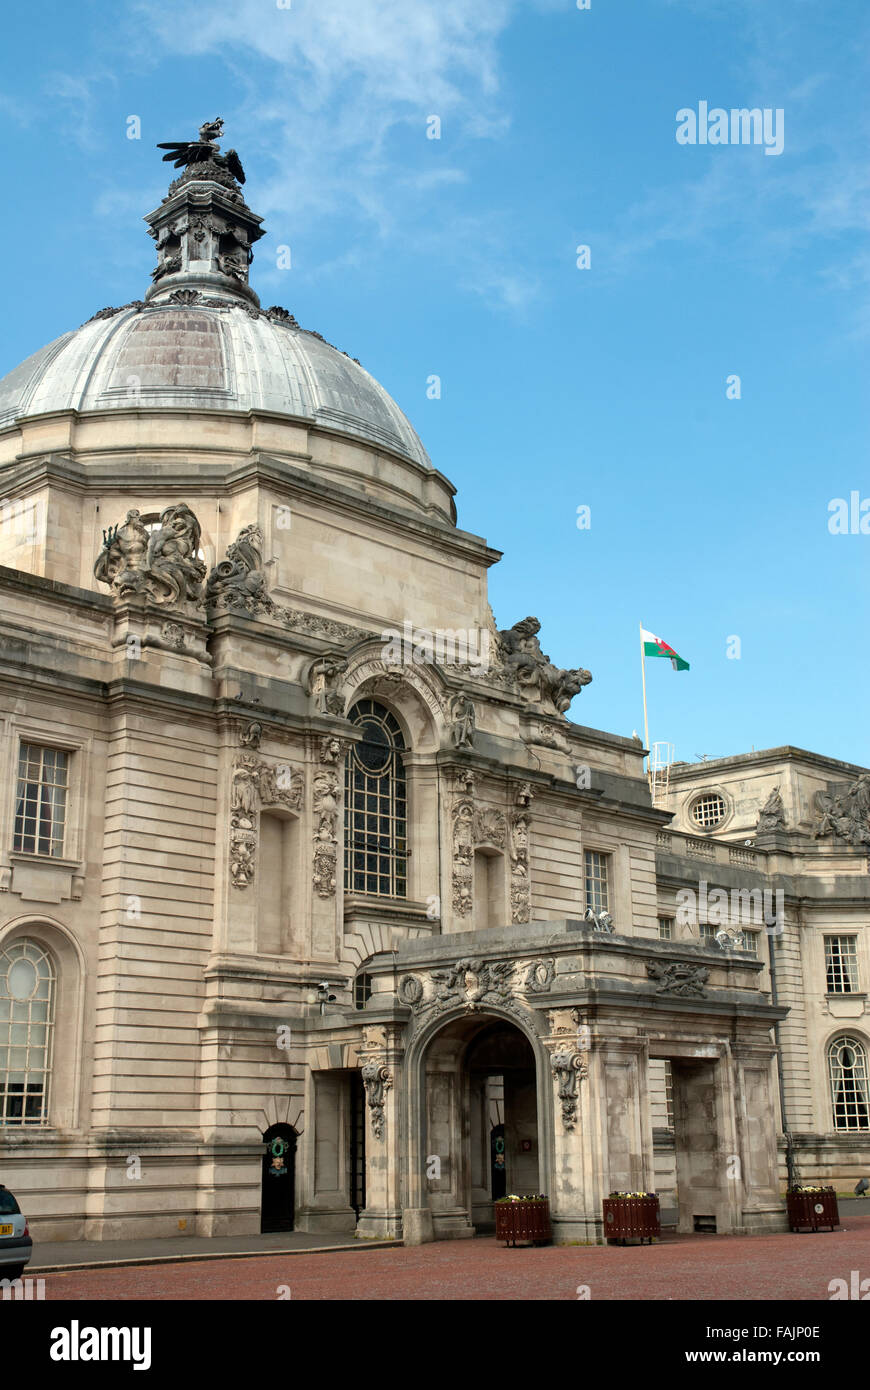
xmin=35 ymin=1212 xmax=870 ymax=1301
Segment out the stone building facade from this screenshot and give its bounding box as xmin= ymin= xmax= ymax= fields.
xmin=0 ymin=128 xmax=866 ymax=1243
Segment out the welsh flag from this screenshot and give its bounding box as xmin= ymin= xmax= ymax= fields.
xmin=641 ymin=628 xmax=689 ymax=671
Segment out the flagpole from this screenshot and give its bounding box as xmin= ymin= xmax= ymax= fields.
xmin=639 ymin=621 xmax=650 ymax=765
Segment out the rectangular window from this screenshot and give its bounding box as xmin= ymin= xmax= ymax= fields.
xmin=13 ymin=744 xmax=69 ymax=858
xmin=584 ymin=850 xmax=609 ymax=914
xmin=658 ymin=916 xmax=674 ymax=940
xmin=825 ymin=936 xmax=858 ymax=995
xmin=699 ymin=922 xmax=717 ymax=944
xmin=743 ymin=930 xmax=760 ymax=957
xmin=664 ymin=1060 xmax=674 ymax=1128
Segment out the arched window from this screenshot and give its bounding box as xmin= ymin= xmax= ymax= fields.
xmin=828 ymin=1035 xmax=869 ymax=1132
xmin=344 ymin=700 xmax=407 ymax=898
xmin=0 ymin=939 xmax=56 ymax=1126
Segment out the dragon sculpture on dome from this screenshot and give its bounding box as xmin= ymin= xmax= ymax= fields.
xmin=157 ymin=118 xmax=246 ymax=185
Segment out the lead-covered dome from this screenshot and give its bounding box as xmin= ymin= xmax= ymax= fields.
xmin=0 ymin=302 xmax=431 ymax=470
xmin=0 ymin=118 xmax=431 ymax=473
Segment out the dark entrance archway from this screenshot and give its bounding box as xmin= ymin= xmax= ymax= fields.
xmin=421 ymin=1014 xmax=541 ymax=1237
xmin=261 ymin=1123 xmax=297 ymax=1233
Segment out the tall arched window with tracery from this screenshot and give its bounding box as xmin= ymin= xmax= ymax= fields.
xmin=344 ymin=699 xmax=407 ymax=898
xmin=828 ymin=1035 xmax=869 ymax=1132
xmin=0 ymin=939 xmax=56 ymax=1126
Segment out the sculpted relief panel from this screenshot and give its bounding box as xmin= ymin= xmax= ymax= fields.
xmin=229 ymin=750 xmax=303 ymax=891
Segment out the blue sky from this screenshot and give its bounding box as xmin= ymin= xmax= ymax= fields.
xmin=1 ymin=0 xmax=868 ymax=765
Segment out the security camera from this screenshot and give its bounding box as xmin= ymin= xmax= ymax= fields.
xmin=316 ymin=981 xmax=337 ymax=1015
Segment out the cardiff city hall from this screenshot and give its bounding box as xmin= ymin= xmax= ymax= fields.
xmin=0 ymin=124 xmax=867 ymax=1246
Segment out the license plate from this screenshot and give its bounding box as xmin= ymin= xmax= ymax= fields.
xmin=0 ymin=1224 xmax=13 ymax=1236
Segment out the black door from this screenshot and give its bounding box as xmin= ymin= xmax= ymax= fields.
xmin=261 ymin=1124 xmax=297 ymax=1233
xmin=491 ymin=1122 xmax=506 ymax=1200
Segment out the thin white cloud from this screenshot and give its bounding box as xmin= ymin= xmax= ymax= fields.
xmin=128 ymin=0 xmax=529 ymax=308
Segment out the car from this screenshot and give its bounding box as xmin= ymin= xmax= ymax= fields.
xmin=0 ymin=1185 xmax=32 ymax=1282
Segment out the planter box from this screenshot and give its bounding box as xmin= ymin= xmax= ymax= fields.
xmin=603 ymin=1195 xmax=660 ymax=1245
xmin=495 ymin=1198 xmax=552 ymax=1247
xmin=786 ymin=1188 xmax=839 ymax=1233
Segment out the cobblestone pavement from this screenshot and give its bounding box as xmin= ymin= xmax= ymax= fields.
xmin=39 ymin=1212 xmax=870 ymax=1301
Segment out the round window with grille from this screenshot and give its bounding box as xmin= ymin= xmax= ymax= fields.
xmin=690 ymin=793 xmax=727 ymax=829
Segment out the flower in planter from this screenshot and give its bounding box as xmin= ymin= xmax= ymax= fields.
xmin=608 ymin=1191 xmax=655 ymax=1199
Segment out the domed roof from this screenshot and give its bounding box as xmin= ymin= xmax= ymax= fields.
xmin=0 ymin=119 xmax=431 ymax=472
xmin=0 ymin=301 xmax=431 ymax=470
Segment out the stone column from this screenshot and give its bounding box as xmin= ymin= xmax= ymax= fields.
xmin=356 ymin=1025 xmax=404 ymax=1239
xmin=544 ymin=1009 xmax=600 ymax=1243
xmin=734 ymin=1041 xmax=788 ymax=1233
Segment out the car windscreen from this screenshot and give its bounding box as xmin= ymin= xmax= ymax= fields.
xmin=0 ymin=1191 xmax=21 ymax=1215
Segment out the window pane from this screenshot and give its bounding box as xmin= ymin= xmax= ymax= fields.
xmin=344 ymin=702 xmax=407 ymax=899
xmin=0 ymin=939 xmax=55 ymax=1126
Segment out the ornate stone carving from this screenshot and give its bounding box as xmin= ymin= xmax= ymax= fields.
xmin=550 ymin=1046 xmax=588 ymax=1129
xmin=645 ymin=960 xmax=709 ymax=997
xmin=229 ymin=753 xmax=304 ymax=889
xmin=312 ymin=770 xmax=340 ymax=898
xmin=496 ymin=616 xmax=592 ymax=716
xmin=397 ymin=975 xmax=424 ymax=1006
xmin=360 ymin=1059 xmax=392 ymax=1141
xmin=398 ymin=955 xmax=553 ymax=1025
xmin=307 ymin=655 xmax=348 ymax=716
xmin=206 ymin=524 xmax=270 ymax=614
xmin=814 ymin=776 xmax=870 ymax=847
xmin=84 ymin=300 xmax=145 ymax=324
xmin=451 ymin=773 xmax=476 ymax=917
xmin=448 ymin=693 xmax=475 ymax=749
xmin=95 ymin=504 xmax=206 ymax=610
xmin=524 ymin=958 xmax=555 ymax=993
xmin=473 ymin=807 xmax=506 ymax=848
xmin=160 ymin=621 xmax=187 ymax=651
xmin=319 ymin=735 xmax=345 ymax=764
xmin=757 ymin=786 xmax=786 ymax=833
xmin=265 ymin=305 xmax=300 ymax=326
xmin=239 ymin=720 xmax=262 ymax=750
xmin=509 ymin=783 xmax=534 ymax=925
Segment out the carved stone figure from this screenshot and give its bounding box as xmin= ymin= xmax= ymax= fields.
xmin=550 ymin=1047 xmax=587 ymax=1129
xmin=231 ymin=755 xmax=261 ymax=821
xmin=584 ymin=906 xmax=614 ymax=933
xmin=360 ymin=1059 xmax=392 ymax=1141
xmin=449 ymin=694 xmax=475 ymax=749
xmin=319 ymin=735 xmax=344 ymax=764
xmin=230 ymin=834 xmax=256 ymax=889
xmin=757 ymin=786 xmax=786 ymax=833
xmin=239 ymin=720 xmax=262 ymax=750
xmin=96 ymin=501 xmax=204 ymax=611
xmin=497 ymin=616 xmax=592 ymax=715
xmin=646 ymin=959 xmax=709 ymax=997
xmin=312 ymin=771 xmax=340 ymax=898
xmin=814 ymin=777 xmax=870 ymax=847
xmin=451 ymin=793 xmax=475 ymax=917
xmin=145 ymin=504 xmax=207 ymax=606
xmin=307 ymin=655 xmax=348 ymax=716
xmin=94 ymin=510 xmax=150 ymax=597
xmin=206 ymin=525 xmax=269 ymax=614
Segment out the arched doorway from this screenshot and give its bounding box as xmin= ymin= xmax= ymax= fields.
xmin=261 ymin=1123 xmax=297 ymax=1233
xmin=421 ymin=1015 xmax=541 ymax=1237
